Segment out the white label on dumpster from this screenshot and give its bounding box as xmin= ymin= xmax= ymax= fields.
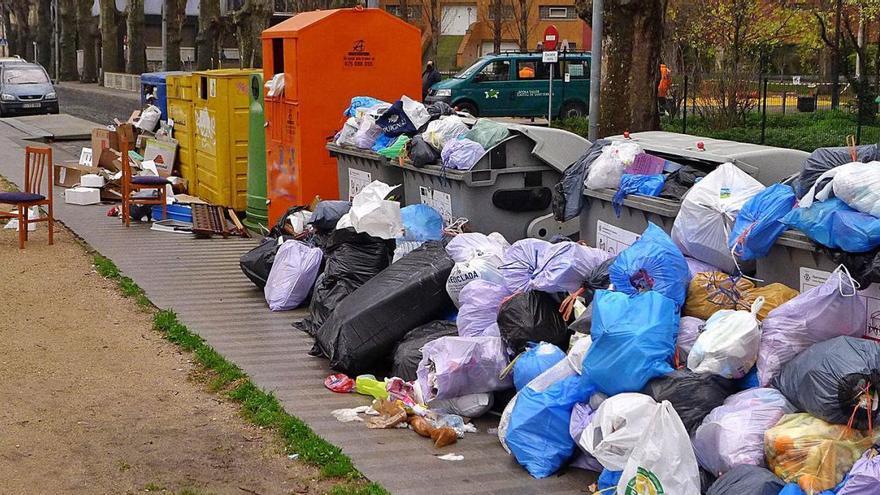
xmin=209 ymin=78 xmax=217 ymax=98
xmin=419 ymin=186 xmax=453 ymax=225
xmin=799 ymin=267 xmax=880 ymax=341
xmin=596 ymin=220 xmax=640 ymax=256
xmin=348 ymin=169 xmax=371 ymax=200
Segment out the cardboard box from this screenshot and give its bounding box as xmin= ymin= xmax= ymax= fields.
xmin=142 ymin=138 xmax=178 ymax=177
xmin=54 ymin=161 xmax=98 ymax=187
xmin=91 ymin=128 xmax=118 ymax=167
xmin=81 ymin=174 xmax=105 ymax=188
xmin=64 ymin=187 xmax=101 ymax=205
xmin=98 ymin=148 xmax=122 ymax=172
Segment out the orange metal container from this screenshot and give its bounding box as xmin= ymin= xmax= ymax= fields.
xmin=261 ymin=7 xmax=422 ymax=223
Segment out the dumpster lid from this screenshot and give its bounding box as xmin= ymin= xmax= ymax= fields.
xmin=608 ymin=131 xmax=809 ymax=185
xmin=507 ymin=124 xmax=590 ymax=173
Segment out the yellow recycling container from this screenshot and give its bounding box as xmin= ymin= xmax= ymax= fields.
xmin=192 ymin=68 xmax=261 ymax=210
xmin=166 ymin=73 xmax=195 ymax=186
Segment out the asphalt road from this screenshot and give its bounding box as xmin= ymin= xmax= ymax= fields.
xmin=55 ymin=83 xmax=141 ymax=126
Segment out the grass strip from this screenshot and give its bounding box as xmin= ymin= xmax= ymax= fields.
xmin=92 ymin=253 xmax=388 ymax=495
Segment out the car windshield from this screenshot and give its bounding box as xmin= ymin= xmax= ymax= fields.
xmin=4 ymin=68 xmax=49 ymax=84
xmin=454 ymin=60 xmax=488 ymax=79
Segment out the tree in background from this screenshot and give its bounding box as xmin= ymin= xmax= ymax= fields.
xmin=512 ymin=0 xmax=536 ymax=51
xmin=59 ymin=0 xmax=78 ymax=80
xmin=77 ymin=0 xmax=98 ymax=82
xmin=491 ymin=0 xmax=504 ymax=52
xmin=36 ymin=0 xmax=52 ymax=74
xmin=196 ymin=0 xmax=220 ymax=70
xmin=577 ymin=0 xmax=665 ymax=135
xmin=420 ymin=0 xmax=442 ymax=62
xmin=2 ymin=0 xmax=35 ymax=60
xmin=232 ymin=0 xmax=273 ymax=68
xmin=99 ymin=0 xmax=123 ymax=74
xmin=126 ymin=0 xmax=146 ymax=74
xmin=164 ymin=0 xmax=188 ymax=71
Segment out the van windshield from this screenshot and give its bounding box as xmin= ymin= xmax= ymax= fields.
xmin=454 ymin=60 xmax=487 ymax=79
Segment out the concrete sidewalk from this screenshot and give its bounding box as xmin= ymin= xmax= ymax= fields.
xmin=0 ymin=119 xmax=594 ymax=494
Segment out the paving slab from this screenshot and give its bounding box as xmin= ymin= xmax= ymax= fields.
xmin=0 ymin=121 xmax=595 ymax=494
xmin=0 ymin=113 xmax=97 ymax=141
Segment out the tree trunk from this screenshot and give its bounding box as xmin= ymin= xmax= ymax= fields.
xmin=426 ymin=0 xmax=440 ymax=62
xmin=59 ymin=0 xmax=78 ymax=80
xmin=594 ymin=0 xmax=663 ymax=135
xmin=831 ymin=0 xmax=841 ymax=109
xmin=99 ymin=0 xmax=122 ymax=76
xmin=8 ymin=1 xmax=34 ymax=61
xmin=233 ymin=0 xmax=272 ymax=68
xmin=517 ymin=0 xmax=529 ymax=50
xmin=1 ymin=3 xmax=15 ymax=57
xmin=36 ymin=0 xmax=52 ymax=74
xmin=196 ymin=0 xmax=220 ymax=70
xmin=400 ymin=0 xmax=409 ymax=23
xmin=77 ymin=0 xmax=98 ymax=82
xmin=165 ymin=0 xmax=186 ymax=71
xmin=492 ymin=0 xmax=502 ymax=53
xmin=126 ymin=0 xmax=146 ymax=74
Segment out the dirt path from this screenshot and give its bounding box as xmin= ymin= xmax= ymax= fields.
xmin=0 ymin=189 xmax=340 ymax=494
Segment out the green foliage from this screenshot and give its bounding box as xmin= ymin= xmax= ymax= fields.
xmin=327 ymin=483 xmax=391 ymax=495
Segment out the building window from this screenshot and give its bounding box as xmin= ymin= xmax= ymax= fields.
xmin=386 ymin=5 xmax=422 ymax=20
xmin=539 ymin=5 xmax=575 ymax=20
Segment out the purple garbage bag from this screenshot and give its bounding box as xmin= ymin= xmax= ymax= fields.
xmin=441 ymin=138 xmax=485 ymax=170
xmin=264 ymin=240 xmax=323 ymax=311
xmin=686 ymin=256 xmax=724 ymax=281
xmin=569 ymin=402 xmax=604 ymax=472
xmin=693 ymin=388 xmax=796 ymax=476
xmin=676 ymin=316 xmax=705 ymax=366
xmin=757 ymin=270 xmax=867 ymax=386
xmin=501 ymin=239 xmax=611 ymax=293
xmin=837 ymin=448 xmax=880 ymax=495
xmin=457 ymin=280 xmax=511 ymax=337
xmin=416 ymin=335 xmax=513 ymax=401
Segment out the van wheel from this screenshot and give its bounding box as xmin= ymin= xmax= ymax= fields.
xmin=456 ymin=101 xmax=478 ymax=117
xmin=560 ymin=101 xmax=587 ymax=120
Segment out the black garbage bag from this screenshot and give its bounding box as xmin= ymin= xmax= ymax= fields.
xmin=773 ymin=335 xmax=880 ymax=430
xmin=392 ymin=320 xmax=458 ymax=381
xmin=313 ymin=241 xmax=455 ymax=375
xmin=641 ymin=369 xmax=737 ymax=434
xmin=308 ymin=201 xmax=351 ymax=232
xmin=552 ymin=139 xmax=609 ymax=222
xmin=296 ymin=228 xmax=394 ymax=337
xmin=707 ymin=465 xmax=785 ymax=495
xmin=660 ymin=165 xmax=707 ymax=200
xmin=239 ymin=235 xmax=295 ymax=289
xmin=408 ymin=135 xmax=441 ymax=168
xmin=497 ymin=291 xmax=569 ymax=354
xmin=427 ymin=101 xmax=454 ymax=119
xmin=796 ymin=144 xmax=879 ymax=199
xmin=826 ymin=247 xmax=880 ymax=288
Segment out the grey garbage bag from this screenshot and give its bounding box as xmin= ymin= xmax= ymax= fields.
xmin=706 ymin=465 xmax=786 ymax=495
xmin=773 ymin=336 xmax=880 ymax=430
xmin=391 ymin=320 xmax=458 ymax=381
xmin=408 ymin=135 xmax=441 ymax=168
xmin=309 ymin=201 xmax=352 ymax=232
xmin=464 ymin=118 xmax=510 ymax=149
xmin=552 ymin=139 xmax=610 ymax=221
xmin=641 ymin=369 xmax=736 ymax=434
xmin=497 ymin=291 xmax=569 ymax=354
xmin=797 ymin=144 xmax=880 ymax=198
xmin=313 ymin=241 xmax=455 ymax=375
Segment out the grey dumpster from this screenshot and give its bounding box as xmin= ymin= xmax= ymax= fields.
xmin=755 ymin=230 xmax=839 ymax=288
xmin=392 ymin=124 xmax=588 ymax=242
xmin=578 ymin=132 xmax=810 ymax=254
xmin=327 ymin=143 xmax=407 ymax=202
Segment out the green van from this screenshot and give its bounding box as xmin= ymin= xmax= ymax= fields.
xmin=425 ymin=52 xmax=590 ymax=119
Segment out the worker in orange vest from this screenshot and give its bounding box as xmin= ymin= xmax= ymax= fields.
xmin=658 ymin=63 xmax=671 ymax=115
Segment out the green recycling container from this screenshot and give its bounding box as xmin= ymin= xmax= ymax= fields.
xmin=244 ymin=73 xmax=269 ymax=231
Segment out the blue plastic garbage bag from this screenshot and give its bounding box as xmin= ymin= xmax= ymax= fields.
xmin=371 ymin=133 xmax=395 ymax=152
xmin=598 ymin=469 xmax=623 ymax=491
xmin=735 ymin=366 xmax=760 ymax=391
xmin=583 ymin=290 xmax=679 ymax=395
xmin=781 ymin=197 xmax=880 ymax=253
xmin=344 ymin=96 xmax=385 ymax=117
xmin=612 ymin=174 xmax=665 ymax=217
xmin=513 ymin=342 xmax=566 ymax=391
xmin=608 ymin=223 xmax=690 ymax=308
xmin=506 ymin=358 xmax=596 ymax=478
xmin=779 ymin=483 xmax=840 ymax=495
xmin=401 ymin=204 xmax=444 ymax=241
xmin=729 ymin=184 xmax=797 ymax=261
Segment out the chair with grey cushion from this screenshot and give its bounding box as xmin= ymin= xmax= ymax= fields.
xmin=0 ymin=146 xmax=54 ymax=249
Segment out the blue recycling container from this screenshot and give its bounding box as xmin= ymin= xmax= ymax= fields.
xmin=140 ymin=71 xmax=189 ymax=121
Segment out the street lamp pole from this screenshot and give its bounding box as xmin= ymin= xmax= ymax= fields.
xmin=161 ymin=3 xmax=167 ymax=71
xmin=53 ymin=0 xmax=59 ymax=80
xmin=588 ymin=0 xmax=603 ymax=141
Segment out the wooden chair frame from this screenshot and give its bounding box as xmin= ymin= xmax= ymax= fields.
xmin=0 ymin=146 xmax=54 ymax=249
xmin=119 ymin=127 xmax=167 ymax=227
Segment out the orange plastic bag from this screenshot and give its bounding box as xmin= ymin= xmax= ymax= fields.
xmin=684 ymin=272 xmax=754 ymax=320
xmin=764 ymin=413 xmax=874 ymax=493
xmin=736 ymin=283 xmax=799 ymax=321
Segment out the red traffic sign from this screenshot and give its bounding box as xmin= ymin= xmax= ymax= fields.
xmin=543 ymin=25 xmax=559 ymax=52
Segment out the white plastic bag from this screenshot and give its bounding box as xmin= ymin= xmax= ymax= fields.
xmin=335 ymin=117 xmax=359 ymax=146
xmin=348 ymin=181 xmax=403 ymax=240
xmin=402 ymin=95 xmax=431 ymax=129
xmin=617 ymin=400 xmax=701 ymax=495
xmin=578 ymin=392 xmax=659 ymax=470
xmin=584 ymin=141 xmax=643 ymax=190
xmin=136 ymin=105 xmax=162 ymax=132
xmin=687 ymin=296 xmax=765 ymax=379
xmin=671 ymin=162 xmax=765 ymax=274
xmin=423 ymin=115 xmax=469 ymax=150
xmin=265 ymin=73 xmax=285 ymax=97
xmin=354 ymin=115 xmax=382 ymax=149
xmin=832 ymin=161 xmax=880 ymax=216
xmin=264 ymin=240 xmax=323 ymax=311
xmin=445 ymin=232 xmax=509 ymax=263
xmin=446 ymin=257 xmax=505 ymax=307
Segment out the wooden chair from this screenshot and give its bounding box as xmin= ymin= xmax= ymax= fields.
xmin=119 ymin=127 xmax=168 ymax=227
xmin=0 ymin=146 xmax=54 ymax=249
